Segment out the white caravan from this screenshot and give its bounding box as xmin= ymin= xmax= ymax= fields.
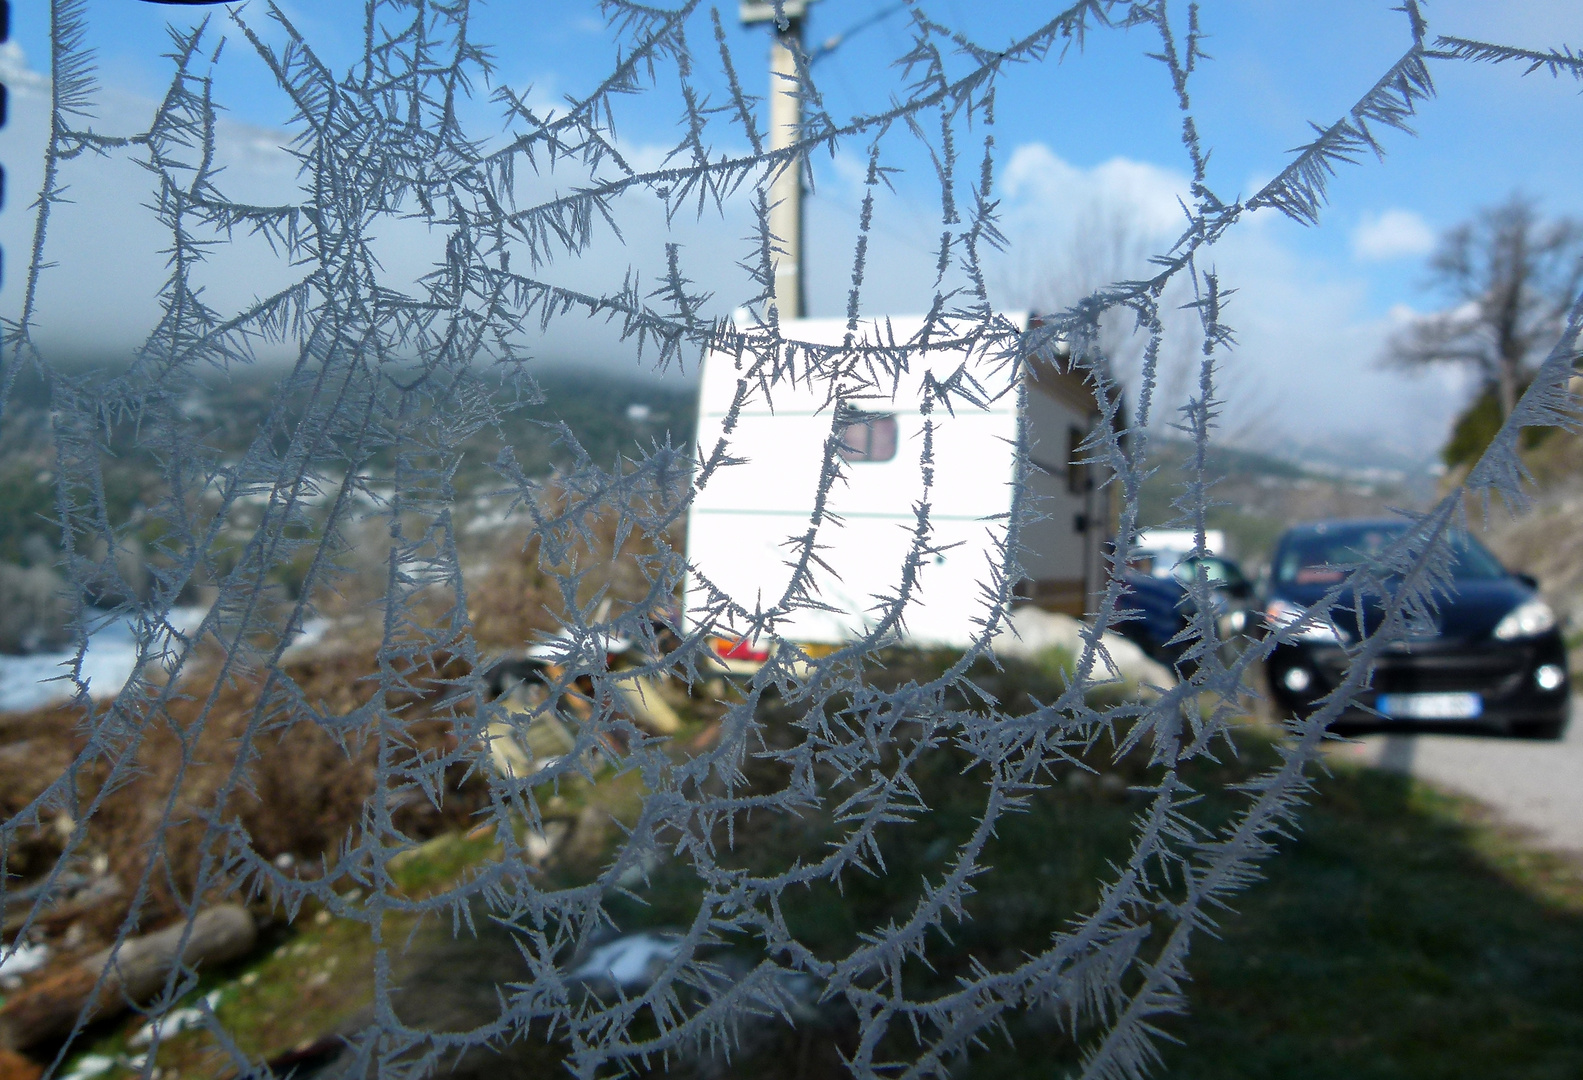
xmin=686 ymin=315 xmax=1117 ymax=651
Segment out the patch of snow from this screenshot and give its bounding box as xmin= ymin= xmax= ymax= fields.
xmin=992 ymin=607 xmax=1176 ymax=691
xmin=0 ymin=607 xmax=208 ymax=713
xmin=281 ymin=617 xmax=332 ymax=656
xmin=463 ymin=505 xmax=532 ymax=535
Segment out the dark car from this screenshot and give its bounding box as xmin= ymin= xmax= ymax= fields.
xmin=1117 ymin=550 xmax=1259 ymax=668
xmin=1262 ymin=518 xmax=1571 ymax=739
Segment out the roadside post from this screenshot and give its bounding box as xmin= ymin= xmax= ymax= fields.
xmin=740 ymin=0 xmax=819 ymax=320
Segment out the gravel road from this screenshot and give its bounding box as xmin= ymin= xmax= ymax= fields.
xmin=1331 ymin=696 xmax=1583 ymax=854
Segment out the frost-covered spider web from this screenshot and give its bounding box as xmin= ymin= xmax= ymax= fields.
xmin=2 ymin=1 xmax=1580 ymax=1078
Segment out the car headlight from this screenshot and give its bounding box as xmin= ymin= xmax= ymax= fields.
xmin=1264 ymin=599 xmax=1343 ymax=644
xmin=1493 ymin=598 xmax=1556 ymax=641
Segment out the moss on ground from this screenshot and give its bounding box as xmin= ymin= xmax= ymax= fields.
xmin=47 ymin=654 xmax=1583 ymax=1079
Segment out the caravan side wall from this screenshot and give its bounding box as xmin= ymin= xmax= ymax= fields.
xmin=685 ymin=317 xmax=1115 ymax=648
xmin=686 ymin=319 xmax=1019 ymax=648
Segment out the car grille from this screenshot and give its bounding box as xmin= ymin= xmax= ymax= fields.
xmin=1316 ymin=648 xmax=1529 ymax=696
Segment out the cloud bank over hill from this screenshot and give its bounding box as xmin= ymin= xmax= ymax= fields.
xmin=0 ymin=37 xmax=1467 ymax=464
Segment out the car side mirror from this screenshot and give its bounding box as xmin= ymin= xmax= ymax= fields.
xmin=1516 ymin=572 xmax=1539 ymax=590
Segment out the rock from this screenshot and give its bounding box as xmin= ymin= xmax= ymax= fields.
xmin=88 ymin=905 xmax=256 ymax=1005
xmin=0 ymin=905 xmax=256 ymax=1050
xmin=559 ymin=804 xmax=614 ymax=867
xmin=613 ymin=674 xmax=682 ymax=735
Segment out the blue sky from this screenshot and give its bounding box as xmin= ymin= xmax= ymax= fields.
xmin=4 ymin=1 xmax=1583 ymax=467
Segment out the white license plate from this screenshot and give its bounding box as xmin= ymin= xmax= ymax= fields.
xmin=1376 ymin=692 xmax=1483 ymax=720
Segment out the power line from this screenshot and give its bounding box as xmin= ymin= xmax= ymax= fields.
xmin=809 ymin=1 xmax=908 ymax=66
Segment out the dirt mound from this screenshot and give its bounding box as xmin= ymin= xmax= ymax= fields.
xmin=2 ymin=643 xmax=492 ymax=948
xmin=0 ymin=707 xmax=82 ymax=881
xmin=1478 ymin=426 xmax=1583 ymax=645
xmin=464 ymin=477 xmax=685 ymax=651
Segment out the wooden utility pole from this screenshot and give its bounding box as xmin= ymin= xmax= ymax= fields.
xmin=741 ymin=1 xmax=817 ymax=319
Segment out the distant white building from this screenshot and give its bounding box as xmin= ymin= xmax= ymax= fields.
xmin=685 ymin=315 xmax=1120 ymax=650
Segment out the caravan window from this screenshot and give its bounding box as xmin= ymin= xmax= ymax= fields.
xmin=1066 ymin=425 xmax=1088 ymax=494
xmin=838 ymin=413 xmax=899 ymax=463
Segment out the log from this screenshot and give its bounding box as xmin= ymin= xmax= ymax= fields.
xmin=0 ymin=1048 xmax=42 ymax=1080
xmin=0 ymin=905 xmax=256 ymax=1050
xmin=3 ymin=876 xmax=123 ymax=937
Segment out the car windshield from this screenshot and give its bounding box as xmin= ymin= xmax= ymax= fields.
xmin=1274 ymin=526 xmax=1507 ymax=585
xmin=1170 ymin=556 xmax=1247 ymax=587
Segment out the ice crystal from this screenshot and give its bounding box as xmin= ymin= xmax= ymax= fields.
xmin=1 ymin=2 xmax=1577 ymax=1078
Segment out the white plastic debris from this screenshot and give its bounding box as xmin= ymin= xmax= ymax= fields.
xmin=572 ymin=933 xmax=680 ymax=990
xmin=525 ymin=627 xmax=633 ymax=666
xmin=0 ymin=941 xmax=49 ymax=979
xmin=58 ymin=1055 xmax=117 ymax=1080
xmin=127 ymin=990 xmax=223 ymax=1047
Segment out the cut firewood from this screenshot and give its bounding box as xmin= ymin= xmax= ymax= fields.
xmin=2 ymin=876 xmax=123 ymax=937
xmin=0 ymin=905 xmax=256 ymax=1050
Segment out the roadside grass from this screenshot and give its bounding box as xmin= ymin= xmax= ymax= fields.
xmin=48 ymin=655 xmax=1583 ymax=1079
xmin=1159 ymin=760 xmax=1583 ymax=1080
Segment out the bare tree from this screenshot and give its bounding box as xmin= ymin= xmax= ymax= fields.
xmin=1387 ymin=194 xmax=1583 ymax=419
xmin=1001 ymin=199 xmax=1203 ymax=421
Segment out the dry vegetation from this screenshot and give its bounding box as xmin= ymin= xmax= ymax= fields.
xmin=0 ymin=478 xmax=684 ymax=982
xmin=2 ymin=645 xmax=488 ymax=946
xmin=1471 ymin=387 xmax=1583 ymax=660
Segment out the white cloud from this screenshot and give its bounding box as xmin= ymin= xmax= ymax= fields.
xmin=1351 ymin=208 xmax=1436 ymax=261
xmin=990 ymin=144 xmax=1195 ymax=326
xmin=0 ymin=41 xmax=48 ymax=94
xmin=1385 ymin=301 xmax=1419 ymax=326
xmin=1001 ymin=144 xmax=1190 ymax=238
xmin=1206 ymin=217 xmax=1464 ymax=459
xmin=982 ymin=145 xmax=1465 ymax=457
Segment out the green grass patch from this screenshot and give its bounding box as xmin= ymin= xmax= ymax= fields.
xmin=1158 ymin=762 xmax=1583 ymax=1080
xmin=53 ymin=655 xmax=1583 ymax=1079
xmin=386 ymin=831 xmax=506 ymax=899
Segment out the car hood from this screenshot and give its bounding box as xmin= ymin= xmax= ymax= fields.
xmin=1271 ymin=577 xmax=1535 ymax=644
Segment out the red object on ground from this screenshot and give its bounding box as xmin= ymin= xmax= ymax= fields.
xmin=714 ymin=638 xmax=770 ymax=662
